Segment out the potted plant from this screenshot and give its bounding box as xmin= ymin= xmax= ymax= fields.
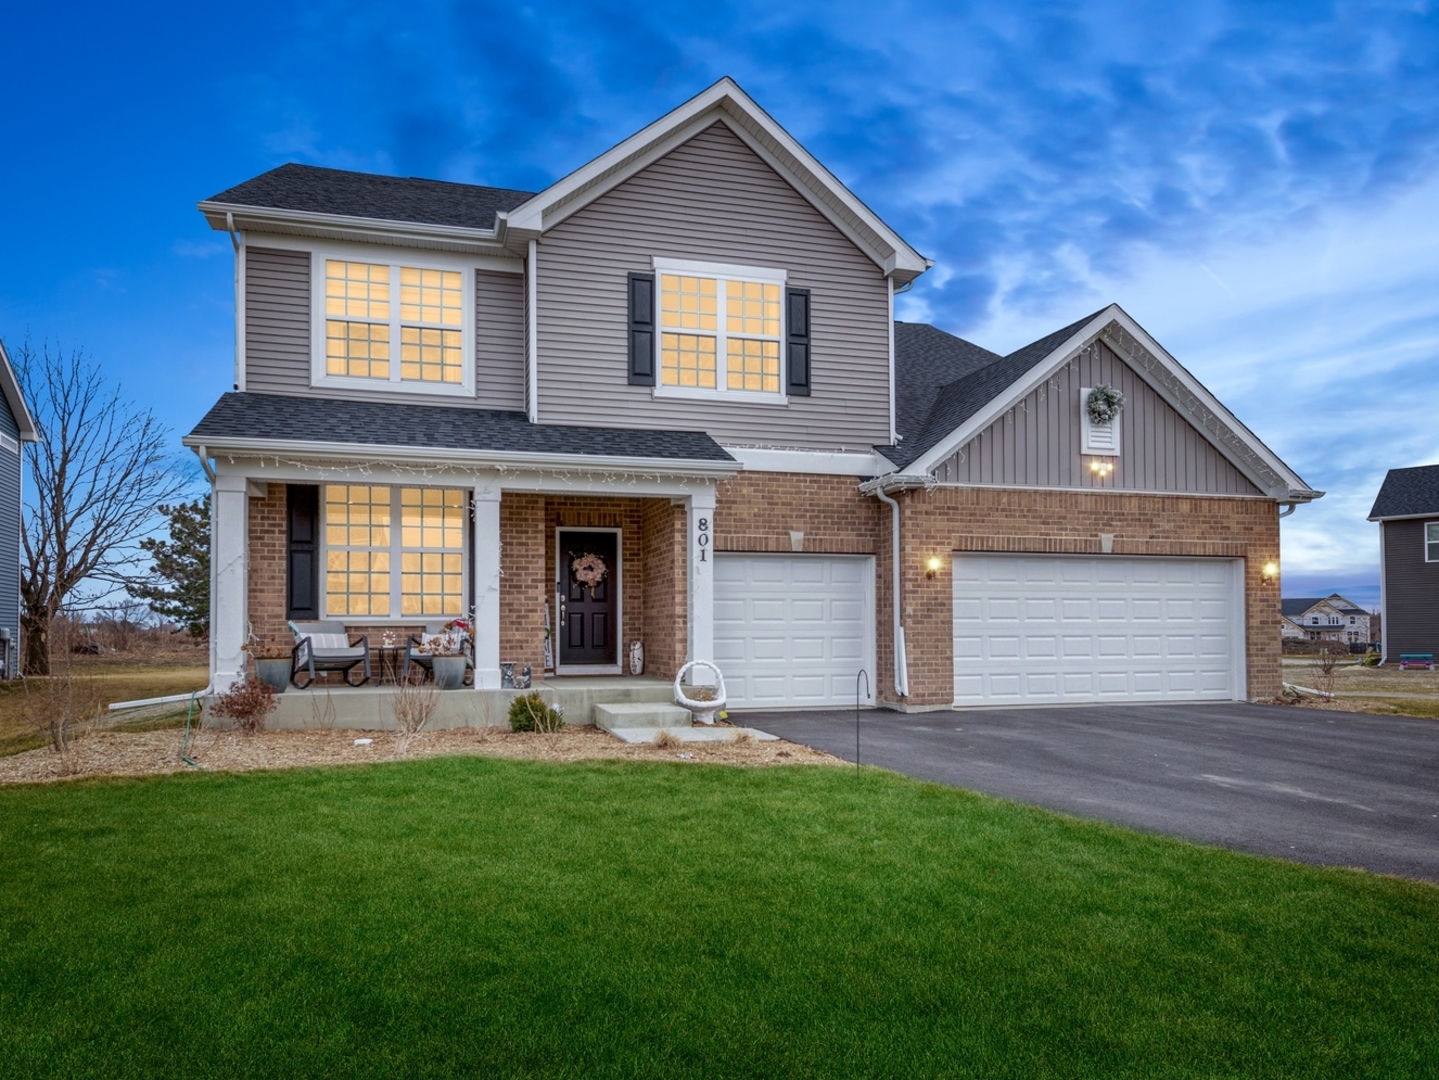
xmin=246 ymin=640 xmax=292 ymax=692
xmin=421 ymin=621 xmax=470 ymax=690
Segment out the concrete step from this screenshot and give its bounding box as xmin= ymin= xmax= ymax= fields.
xmin=594 ymin=702 xmax=692 ymax=731
xmin=604 ymin=725 xmax=780 ymax=745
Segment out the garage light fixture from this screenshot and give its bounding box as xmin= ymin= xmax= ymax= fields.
xmin=926 ymin=556 xmax=942 ymax=579
xmin=1089 ymin=458 xmax=1113 ymax=479
xmin=1262 ymin=561 xmax=1279 ymax=583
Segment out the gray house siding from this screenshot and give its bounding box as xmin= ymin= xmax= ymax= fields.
xmin=244 ymin=245 xmax=527 ymax=411
xmin=931 ymin=339 xmax=1262 ymax=496
xmin=1381 ymin=519 xmax=1439 ymax=657
xmin=534 ymin=122 xmax=892 ymax=450
xmin=0 ymin=396 xmax=21 ymax=672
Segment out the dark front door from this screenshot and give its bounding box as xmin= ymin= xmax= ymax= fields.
xmin=558 ymin=530 xmax=619 ymax=668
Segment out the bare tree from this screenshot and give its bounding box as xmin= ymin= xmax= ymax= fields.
xmin=16 ymin=339 xmax=189 ymax=675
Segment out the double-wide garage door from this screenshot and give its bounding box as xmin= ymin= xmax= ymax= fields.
xmin=953 ymin=554 xmax=1244 ymax=706
xmin=715 ymin=554 xmax=875 ymax=709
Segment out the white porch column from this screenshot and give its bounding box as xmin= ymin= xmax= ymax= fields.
xmin=471 ymin=483 xmax=503 ymax=690
xmin=212 ymin=473 xmax=249 ymax=691
xmin=686 ymin=485 xmax=717 ymax=684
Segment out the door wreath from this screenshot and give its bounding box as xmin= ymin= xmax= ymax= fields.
xmin=571 ymin=552 xmax=608 ymax=589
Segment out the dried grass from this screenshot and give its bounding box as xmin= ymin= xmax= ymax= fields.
xmin=391 ymin=673 xmax=440 ymax=754
xmin=653 ymin=729 xmax=680 ymax=749
xmin=0 ymin=725 xmax=846 ymax=785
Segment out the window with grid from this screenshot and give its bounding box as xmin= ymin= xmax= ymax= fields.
xmin=322 ymin=259 xmax=467 ymax=388
xmin=1427 ymin=522 xmax=1439 ymax=562
xmin=400 ymin=488 xmax=466 ymax=616
xmin=323 ymin=485 xmax=467 ymax=618
xmin=657 ymin=264 xmax=784 ymax=396
xmin=323 ymin=485 xmax=392 ymax=617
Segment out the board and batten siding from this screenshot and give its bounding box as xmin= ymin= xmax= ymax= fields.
xmin=930 ymin=340 xmax=1262 ymax=496
xmin=535 ymin=122 xmax=892 ymax=449
xmin=1381 ymin=519 xmax=1439 ymax=656
xmin=243 ymin=245 xmax=527 ymax=411
xmin=0 ymin=394 xmax=21 ymax=665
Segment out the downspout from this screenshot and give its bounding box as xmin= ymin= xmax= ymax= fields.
xmin=1278 ymin=502 xmax=1297 ymax=518
xmin=192 ymin=444 xmax=216 ymax=483
xmin=526 ymin=239 xmax=539 ymax=424
xmin=226 ymin=213 xmax=244 ymax=392
xmin=873 ymin=485 xmax=908 ymax=697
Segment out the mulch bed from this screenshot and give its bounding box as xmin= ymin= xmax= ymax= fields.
xmin=0 ymin=724 xmax=845 ymax=785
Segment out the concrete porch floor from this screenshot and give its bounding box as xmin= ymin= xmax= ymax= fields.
xmin=221 ymin=676 xmax=677 ymax=731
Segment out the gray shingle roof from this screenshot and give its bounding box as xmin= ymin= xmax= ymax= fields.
xmin=187 ymin=393 xmax=735 ymax=463
xmin=205 ymin=164 xmax=537 ymax=231
xmin=1368 ymin=464 xmax=1439 ymax=520
xmin=1281 ymin=598 xmax=1327 ymax=617
xmin=882 ymin=310 xmax=1103 ymax=469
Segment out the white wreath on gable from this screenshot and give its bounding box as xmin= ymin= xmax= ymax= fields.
xmin=1085 ymin=384 xmax=1125 ymax=425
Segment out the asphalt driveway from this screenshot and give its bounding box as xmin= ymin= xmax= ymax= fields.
xmin=744 ymin=702 xmax=1439 ymax=882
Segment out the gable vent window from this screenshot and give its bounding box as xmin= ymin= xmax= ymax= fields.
xmin=648 ymin=257 xmax=791 ymax=403
xmin=1080 ymin=386 xmax=1121 ymax=455
xmin=312 ymin=251 xmax=476 ymax=398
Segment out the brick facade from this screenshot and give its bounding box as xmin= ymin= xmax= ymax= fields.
xmin=246 ymin=484 xmax=289 ymax=650
xmin=891 ymin=485 xmax=1282 ymax=707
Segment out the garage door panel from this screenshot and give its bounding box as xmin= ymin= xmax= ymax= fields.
xmin=955 ymin=554 xmax=1239 ymax=706
xmin=716 ymin=554 xmax=875 ymax=709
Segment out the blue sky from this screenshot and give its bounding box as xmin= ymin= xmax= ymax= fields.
xmin=3 ymin=0 xmax=1438 ymax=608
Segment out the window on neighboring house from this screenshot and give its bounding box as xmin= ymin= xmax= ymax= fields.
xmin=1311 ymin=616 xmax=1319 ymax=625
xmin=1427 ymin=521 xmax=1439 ymax=562
xmin=323 ymin=485 xmax=467 ymax=618
xmin=317 ymin=255 xmax=472 ymax=396
xmin=653 ymin=259 xmax=785 ymax=400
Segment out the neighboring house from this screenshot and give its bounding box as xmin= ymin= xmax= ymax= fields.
xmin=186 ymin=78 xmax=1319 ymax=711
xmin=0 ymin=341 xmax=40 ymax=679
xmin=1368 ymin=464 xmax=1439 ymax=662
xmin=1280 ymin=595 xmax=1373 ymax=644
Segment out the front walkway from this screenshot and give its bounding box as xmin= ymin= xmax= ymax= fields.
xmin=742 ymin=702 xmax=1439 ymax=881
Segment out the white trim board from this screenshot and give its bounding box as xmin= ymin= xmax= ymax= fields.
xmin=907 ymin=305 xmax=1319 ymax=502
xmin=721 ymin=446 xmax=894 ymax=476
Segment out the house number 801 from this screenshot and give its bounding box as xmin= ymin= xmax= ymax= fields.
xmin=697 ymin=516 xmax=709 ymax=562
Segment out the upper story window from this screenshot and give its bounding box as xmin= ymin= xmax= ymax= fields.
xmin=1427 ymin=522 xmax=1439 ymax=562
xmin=652 ymin=258 xmax=787 ymax=402
xmin=312 ymin=250 xmax=474 ymax=398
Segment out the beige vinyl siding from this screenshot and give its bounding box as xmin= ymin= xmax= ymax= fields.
xmin=931 ymin=339 xmax=1262 ymax=496
xmin=245 ymin=247 xmax=311 ymax=393
xmin=244 ymin=244 xmax=526 ymax=409
xmin=474 ymin=269 xmax=526 ymax=411
xmin=535 ymin=122 xmax=891 ymax=449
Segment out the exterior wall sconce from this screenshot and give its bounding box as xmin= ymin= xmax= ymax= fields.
xmin=1089 ymin=458 xmax=1114 ymax=479
xmin=1262 ymin=561 xmax=1279 ymax=583
xmin=926 ymin=556 xmax=942 ymax=580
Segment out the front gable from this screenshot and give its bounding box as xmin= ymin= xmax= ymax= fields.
xmin=930 ymin=336 xmax=1263 ymax=496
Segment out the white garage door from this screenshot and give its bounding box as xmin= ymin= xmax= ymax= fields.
xmin=952 ymin=554 xmax=1243 ymax=706
xmin=715 ymin=554 xmax=875 ymax=709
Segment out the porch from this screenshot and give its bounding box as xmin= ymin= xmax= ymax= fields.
xmin=251 ymin=675 xmax=677 ymax=731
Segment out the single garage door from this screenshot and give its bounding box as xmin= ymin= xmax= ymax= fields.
xmin=715 ymin=554 xmax=875 ymax=709
xmin=953 ymin=554 xmax=1243 ymax=706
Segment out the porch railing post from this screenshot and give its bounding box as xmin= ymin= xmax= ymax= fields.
xmin=212 ymin=473 xmax=250 ymax=692
xmin=686 ymin=485 xmax=717 ymax=685
xmin=472 ymin=483 xmax=503 ymax=690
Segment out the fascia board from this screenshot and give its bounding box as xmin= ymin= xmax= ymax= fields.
xmin=182 ymin=434 xmax=741 ymax=480
xmin=199 ymin=202 xmax=507 ymax=255
xmin=0 ymin=341 xmax=39 ymax=441
xmin=1367 ymin=510 xmax=1439 ymax=522
xmin=504 ymin=77 xmax=928 ymax=279
xmin=908 ymin=305 xmax=1319 ymax=501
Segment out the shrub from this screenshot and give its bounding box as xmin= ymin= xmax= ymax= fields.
xmin=509 ymin=692 xmax=563 ymax=733
xmin=211 ymin=674 xmax=277 ymax=734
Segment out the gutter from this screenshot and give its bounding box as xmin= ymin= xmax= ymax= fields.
xmin=191 ymin=444 xmax=216 ymax=483
xmin=180 ymin=435 xmax=741 ymax=481
xmin=858 ymin=472 xmax=934 ymax=699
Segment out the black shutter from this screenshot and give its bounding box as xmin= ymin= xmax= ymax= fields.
xmin=786 ymin=287 xmax=811 ymax=396
xmin=286 ymin=485 xmax=319 ymax=621
xmin=627 ymin=272 xmax=656 ymax=385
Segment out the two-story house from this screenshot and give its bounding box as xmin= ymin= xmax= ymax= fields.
xmin=0 ymin=341 xmax=39 ymax=679
xmin=1369 ymin=464 xmax=1439 ymax=662
xmin=1280 ymin=595 xmax=1373 ymax=644
xmin=187 ymin=78 xmax=1319 ymax=713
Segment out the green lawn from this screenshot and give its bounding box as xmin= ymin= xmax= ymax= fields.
xmin=1 ymin=759 xmax=1435 ymax=1078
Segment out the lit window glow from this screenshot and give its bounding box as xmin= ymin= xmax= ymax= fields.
xmin=324 ymin=485 xmax=466 ymax=619
xmin=323 ymin=259 xmax=466 ymax=386
xmin=657 ymin=270 xmax=783 ymax=396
